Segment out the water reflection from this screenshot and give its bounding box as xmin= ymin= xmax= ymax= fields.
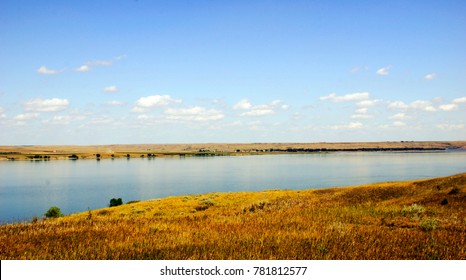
xmin=1 ymin=152 xmax=465 ymax=222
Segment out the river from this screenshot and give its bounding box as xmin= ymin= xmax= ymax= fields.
xmin=1 ymin=151 xmax=465 ymax=222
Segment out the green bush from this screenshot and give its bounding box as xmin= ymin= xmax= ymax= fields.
xmin=401 ymin=204 xmax=424 ymax=216
xmin=420 ymin=218 xmax=438 ymax=231
xmin=109 ymin=198 xmax=123 ymax=207
xmin=44 ymin=206 xmax=63 ymax=218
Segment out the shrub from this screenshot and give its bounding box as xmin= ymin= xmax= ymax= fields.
xmin=420 ymin=218 xmax=438 ymax=231
xmin=44 ymin=206 xmax=63 ymax=218
xmin=126 ymin=200 xmax=140 ymax=204
xmin=448 ymin=187 xmax=460 ymax=195
xmin=401 ymin=204 xmax=424 ymax=216
xmin=68 ymin=154 xmax=79 ymax=160
xmin=109 ymin=198 xmax=123 ymax=207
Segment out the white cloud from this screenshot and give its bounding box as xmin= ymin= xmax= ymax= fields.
xmin=410 ymin=100 xmax=436 ymax=112
xmin=436 ymin=123 xmax=465 ymax=130
xmin=37 ymin=66 xmax=59 ymax=75
xmin=331 ymin=122 xmax=364 ymax=129
xmin=164 ymin=106 xmax=224 ymax=122
xmin=104 ymin=86 xmax=119 ymax=93
xmin=43 ymin=114 xmax=86 ymax=125
xmin=233 ymin=99 xmax=253 ymax=110
xmin=90 ymin=60 xmax=113 ymax=66
xmin=376 ymin=66 xmax=390 ymax=76
xmin=355 ymin=108 xmax=368 ymax=114
xmin=24 ymin=98 xmax=69 ymax=112
xmin=439 ymin=104 xmax=458 ymax=111
xmin=235 ymin=99 xmax=288 ymax=117
xmin=388 ymin=100 xmax=438 ymax=112
xmin=105 ymin=100 xmax=124 ymax=106
xmin=133 ymin=95 xmax=182 ymax=112
xmin=240 ymin=106 xmax=275 ymax=117
xmin=320 ymin=92 xmax=370 ymax=102
xmin=357 ymin=99 xmax=381 ymax=107
xmin=14 ymin=113 xmax=39 ymax=121
xmin=392 ymin=121 xmax=406 ymax=127
xmin=387 ymin=101 xmax=409 ymax=110
xmin=351 ymin=114 xmax=371 ymax=119
xmin=75 ymin=65 xmax=91 ymax=72
xmin=424 ymin=73 xmax=436 ymax=80
xmin=453 ymin=97 xmax=466 ymax=103
xmin=390 ymin=113 xmax=407 ymax=120
xmin=85 ymin=116 xmax=115 ymax=126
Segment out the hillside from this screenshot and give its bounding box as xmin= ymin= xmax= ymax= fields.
xmin=1 ymin=173 xmax=465 ymax=259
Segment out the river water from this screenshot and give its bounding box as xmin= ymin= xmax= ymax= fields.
xmin=1 ymin=151 xmax=465 ymax=222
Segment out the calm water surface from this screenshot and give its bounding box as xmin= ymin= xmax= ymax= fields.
xmin=1 ymin=151 xmax=465 ymax=222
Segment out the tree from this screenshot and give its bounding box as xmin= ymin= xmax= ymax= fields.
xmin=44 ymin=206 xmax=63 ymax=218
xmin=109 ymin=198 xmax=123 ymax=207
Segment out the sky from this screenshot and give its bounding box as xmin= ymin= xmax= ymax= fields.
xmin=1 ymin=0 xmax=465 ymax=145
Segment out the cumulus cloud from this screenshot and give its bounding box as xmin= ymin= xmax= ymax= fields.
xmin=424 ymin=73 xmax=436 ymax=80
xmin=392 ymin=121 xmax=406 ymax=127
xmin=43 ymin=114 xmax=86 ymax=125
xmin=387 ymin=101 xmax=409 ymax=110
xmin=388 ymin=100 xmax=438 ymax=112
xmin=436 ymin=123 xmax=465 ymax=130
xmin=74 ymin=58 xmax=117 ymax=73
xmin=233 ymin=99 xmax=252 ymax=110
xmin=105 ymin=100 xmax=124 ymax=106
xmin=320 ymin=92 xmax=369 ymax=102
xmin=355 ymin=108 xmax=368 ymax=114
xmin=453 ymin=97 xmax=466 ymax=103
xmin=164 ymin=106 xmax=224 ymax=122
xmin=357 ymin=99 xmax=381 ymax=107
xmin=104 ymin=86 xmax=119 ymax=93
xmin=390 ymin=113 xmax=407 ymax=120
xmin=410 ymin=100 xmax=436 ymax=112
xmin=24 ymin=98 xmax=69 ymax=112
xmin=75 ymin=65 xmax=91 ymax=72
xmin=234 ymin=99 xmax=288 ymax=117
xmin=387 ymin=99 xmax=461 ymax=113
xmin=37 ymin=66 xmax=59 ymax=75
xmin=376 ymin=66 xmax=390 ymax=76
xmin=439 ymin=104 xmax=458 ymax=111
xmin=133 ymin=95 xmax=182 ymax=112
xmin=331 ymin=122 xmax=364 ymax=129
xmin=240 ymin=106 xmax=275 ymax=117
xmin=351 ymin=114 xmax=371 ymax=119
xmin=14 ymin=113 xmax=39 ymax=121
xmin=90 ymin=60 xmax=113 ymax=66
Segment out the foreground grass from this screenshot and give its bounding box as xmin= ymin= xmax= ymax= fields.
xmin=1 ymin=173 xmax=466 ymax=259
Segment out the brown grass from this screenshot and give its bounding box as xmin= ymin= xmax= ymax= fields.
xmin=1 ymin=173 xmax=465 ymax=260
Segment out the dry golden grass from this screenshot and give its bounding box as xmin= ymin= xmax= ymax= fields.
xmin=1 ymin=173 xmax=465 ymax=260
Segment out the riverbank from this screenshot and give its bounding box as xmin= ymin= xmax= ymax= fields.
xmin=1 ymin=141 xmax=465 ymax=161
xmin=1 ymin=172 xmax=465 ymax=259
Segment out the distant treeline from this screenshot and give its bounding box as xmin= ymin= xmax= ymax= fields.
xmin=267 ymin=147 xmax=447 ymax=152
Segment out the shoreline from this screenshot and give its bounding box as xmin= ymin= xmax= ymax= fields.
xmin=1 ymin=172 xmax=465 ymax=259
xmin=1 ymin=140 xmax=465 ymax=161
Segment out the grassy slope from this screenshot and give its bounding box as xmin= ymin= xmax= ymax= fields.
xmin=1 ymin=173 xmax=465 ymax=260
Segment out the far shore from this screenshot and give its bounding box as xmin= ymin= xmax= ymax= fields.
xmin=1 ymin=141 xmax=465 ymax=161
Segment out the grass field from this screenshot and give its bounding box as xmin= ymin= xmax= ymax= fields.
xmin=1 ymin=172 xmax=465 ymax=260
xmin=1 ymin=141 xmax=465 ymax=160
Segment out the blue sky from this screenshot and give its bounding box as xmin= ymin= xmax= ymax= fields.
xmin=1 ymin=0 xmax=465 ymax=145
